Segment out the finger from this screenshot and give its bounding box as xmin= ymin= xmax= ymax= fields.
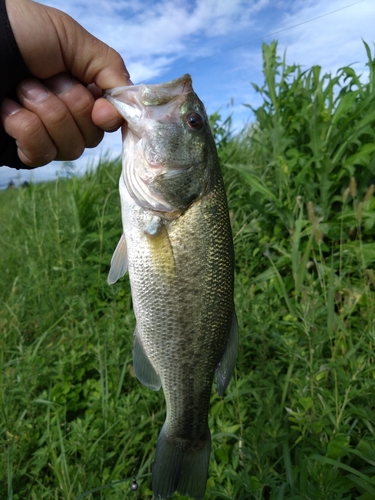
xmin=1 ymin=98 xmax=57 ymax=167
xmin=17 ymin=78 xmax=86 ymax=161
xmin=45 ymin=73 xmax=104 ymax=148
xmin=92 ymin=97 xmax=124 ymax=132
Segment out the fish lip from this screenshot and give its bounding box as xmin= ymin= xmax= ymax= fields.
xmin=105 ymin=74 xmax=192 ymax=100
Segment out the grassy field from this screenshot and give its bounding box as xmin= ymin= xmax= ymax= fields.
xmin=1 ymin=42 xmax=375 ymax=500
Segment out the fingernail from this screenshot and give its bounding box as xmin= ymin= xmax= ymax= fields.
xmin=47 ymin=74 xmax=75 ymax=94
xmin=21 ymin=80 xmax=49 ymax=103
xmin=1 ymin=98 xmax=22 ymax=116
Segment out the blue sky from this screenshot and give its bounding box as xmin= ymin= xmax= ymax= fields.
xmin=1 ymin=0 xmax=374 ymax=188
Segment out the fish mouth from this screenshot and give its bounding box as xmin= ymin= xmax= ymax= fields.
xmin=104 ymin=74 xmax=193 ymax=123
xmin=106 ymin=74 xmax=197 ymax=213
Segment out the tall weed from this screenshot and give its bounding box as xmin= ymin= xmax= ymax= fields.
xmin=220 ymin=41 xmax=375 ymax=499
xmin=230 ymin=40 xmax=375 ymax=239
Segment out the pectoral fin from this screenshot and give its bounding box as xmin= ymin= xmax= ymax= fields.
xmin=133 ymin=326 xmax=161 ymax=391
xmin=216 ymin=311 xmax=238 ymax=396
xmin=107 ymin=234 xmax=128 ymax=285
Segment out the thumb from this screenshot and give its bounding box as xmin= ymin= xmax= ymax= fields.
xmin=58 ymin=21 xmax=131 ymax=90
xmin=7 ymin=0 xmax=130 ymax=90
xmin=40 ymin=3 xmax=132 ymax=90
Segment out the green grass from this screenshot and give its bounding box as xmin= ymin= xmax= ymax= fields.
xmin=1 ymin=42 xmax=375 ymax=499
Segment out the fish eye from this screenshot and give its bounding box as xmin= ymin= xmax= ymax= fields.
xmin=185 ymin=112 xmax=203 ymax=130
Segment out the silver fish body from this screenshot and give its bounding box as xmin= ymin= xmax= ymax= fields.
xmin=106 ymin=75 xmax=238 ymax=500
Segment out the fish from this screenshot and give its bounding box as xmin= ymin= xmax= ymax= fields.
xmin=105 ymin=74 xmax=238 ymax=500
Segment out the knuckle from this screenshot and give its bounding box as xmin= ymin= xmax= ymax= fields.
xmin=19 ymin=113 xmax=43 ymax=139
xmin=44 ymin=106 xmax=70 ymax=128
xmin=13 ymin=114 xmax=57 ymax=166
xmin=73 ymin=91 xmax=94 ymax=115
xmin=19 ymin=128 xmax=54 ymax=160
xmin=57 ymin=142 xmax=84 ymax=162
xmin=58 ymin=85 xmax=95 ymax=117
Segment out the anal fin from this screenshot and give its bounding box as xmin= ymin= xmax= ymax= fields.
xmin=133 ymin=326 xmax=161 ymax=391
xmin=216 ymin=310 xmax=238 ymax=396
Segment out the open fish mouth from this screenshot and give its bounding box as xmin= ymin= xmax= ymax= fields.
xmin=105 ymin=74 xmax=193 ymax=123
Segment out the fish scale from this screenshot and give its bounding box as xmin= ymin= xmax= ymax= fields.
xmin=106 ymin=74 xmax=238 ymax=500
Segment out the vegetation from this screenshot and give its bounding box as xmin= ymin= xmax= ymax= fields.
xmin=1 ymin=41 xmax=375 ymax=499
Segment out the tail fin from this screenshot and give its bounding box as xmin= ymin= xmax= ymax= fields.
xmin=152 ymin=424 xmax=211 ymax=500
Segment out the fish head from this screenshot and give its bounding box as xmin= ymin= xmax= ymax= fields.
xmin=105 ymin=75 xmax=218 ymax=213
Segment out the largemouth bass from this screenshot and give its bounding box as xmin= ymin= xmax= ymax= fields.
xmin=106 ymin=74 xmax=238 ymax=500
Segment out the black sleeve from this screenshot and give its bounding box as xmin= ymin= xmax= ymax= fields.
xmin=0 ymin=0 xmax=33 ymax=169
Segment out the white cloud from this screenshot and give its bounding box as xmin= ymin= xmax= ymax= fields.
xmin=39 ymin=0 xmax=270 ymax=82
xmin=35 ymin=0 xmax=375 ymax=83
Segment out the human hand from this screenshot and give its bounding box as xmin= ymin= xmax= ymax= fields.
xmin=1 ymin=0 xmax=131 ymax=168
